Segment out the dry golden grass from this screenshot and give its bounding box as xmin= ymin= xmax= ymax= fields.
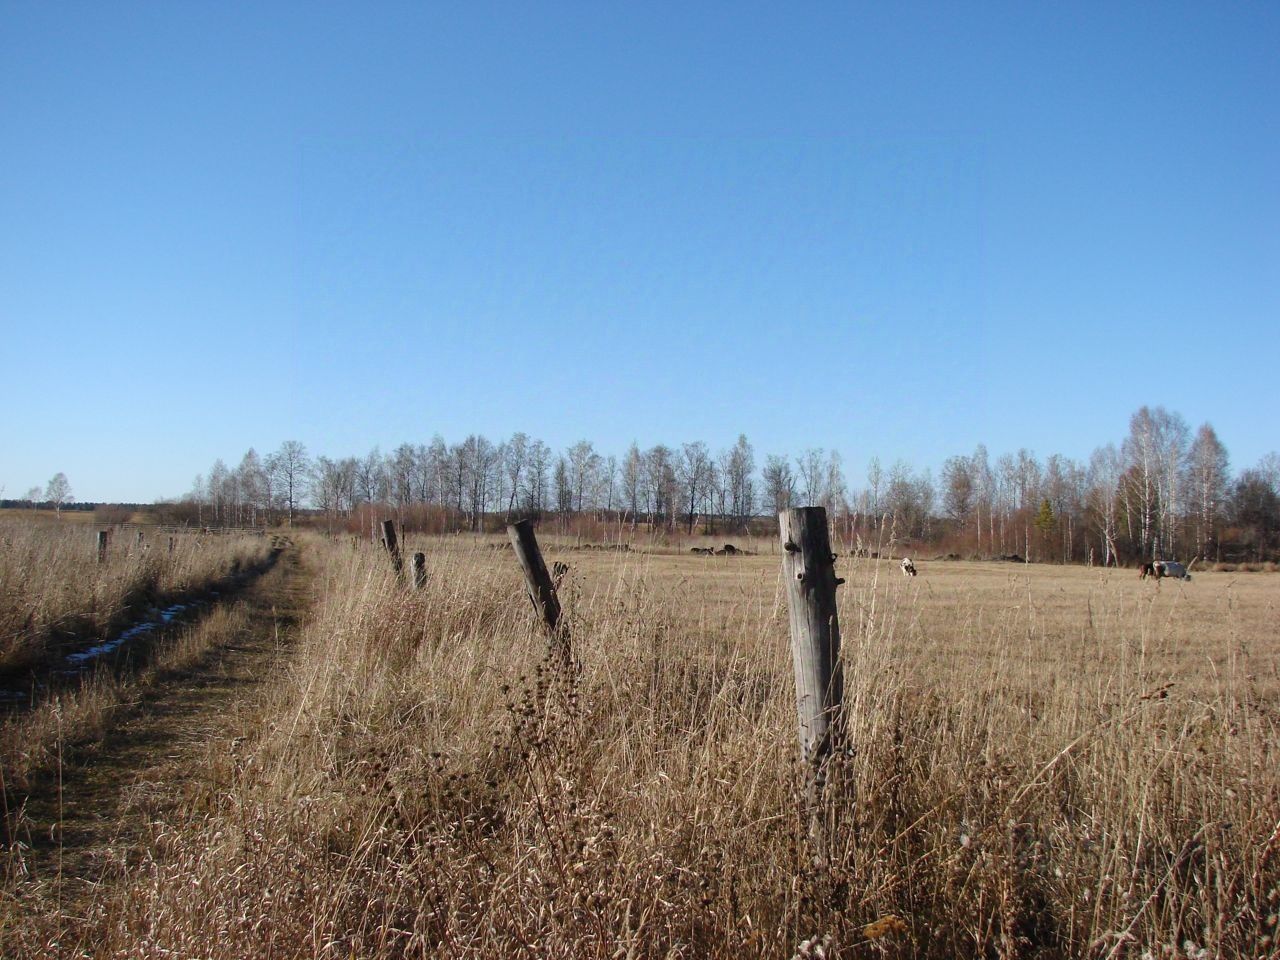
xmin=9 ymin=535 xmax=1280 ymax=958
xmin=0 ymin=517 xmax=276 ymax=672
xmin=0 ymin=602 xmax=253 ymax=794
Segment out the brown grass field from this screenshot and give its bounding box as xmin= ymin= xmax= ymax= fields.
xmin=0 ymin=515 xmax=277 ymax=674
xmin=2 ymin=527 xmax=1278 ymax=958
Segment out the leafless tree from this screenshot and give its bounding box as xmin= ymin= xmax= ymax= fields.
xmin=1042 ymin=454 xmax=1085 ymax=562
xmin=598 ymin=454 xmax=618 ymax=516
xmin=1232 ymin=469 xmax=1280 ymax=560
xmin=677 ymin=441 xmax=712 ymax=533
xmin=644 ymin=445 xmax=676 ymax=527
xmin=523 ymin=440 xmax=551 ymax=514
xmin=567 ymin=440 xmax=600 ymax=514
xmin=1186 ymin=423 xmax=1230 ymax=561
xmin=941 ymin=455 xmax=975 ymax=527
xmin=795 ymin=448 xmax=825 ymax=506
xmin=503 ymin=432 xmax=529 ymax=518
xmin=722 ymin=434 xmax=756 ymax=530
xmin=425 ymin=435 xmax=449 ymax=507
xmin=387 ymin=444 xmax=416 ymax=507
xmin=355 ymin=447 xmax=385 ymax=506
xmin=236 ymin=449 xmax=268 ymax=525
xmin=313 ymin=456 xmax=358 ymax=530
xmin=1258 ymin=452 xmax=1280 ymax=493
xmin=1087 ymin=444 xmax=1123 ymax=565
xmin=866 ymin=456 xmax=883 ymax=530
xmin=267 ymin=440 xmax=310 ymax=526
xmin=822 ymin=450 xmax=847 ymax=516
xmin=881 ymin=460 xmax=935 ymax=542
xmin=45 ymin=472 xmax=73 ymax=516
xmin=762 ymin=454 xmax=795 ymax=517
xmin=554 ymin=456 xmax=572 ymax=515
xmin=207 ymin=459 xmax=232 ymax=526
xmin=622 ymin=443 xmax=643 ymax=524
xmin=467 ymin=435 xmax=500 ymax=529
xmin=970 ymin=444 xmax=995 ymax=556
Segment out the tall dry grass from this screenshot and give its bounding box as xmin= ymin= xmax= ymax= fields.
xmin=0 ymin=517 xmax=275 ymax=672
xmin=24 ymin=540 xmax=1280 ymax=958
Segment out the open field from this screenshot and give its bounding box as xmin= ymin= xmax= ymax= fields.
xmin=3 ymin=529 xmax=1278 ymax=958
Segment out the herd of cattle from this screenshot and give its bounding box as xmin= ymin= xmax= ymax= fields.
xmin=693 ymin=548 xmax=1194 ymax=582
xmin=897 ymin=556 xmax=1192 ymax=581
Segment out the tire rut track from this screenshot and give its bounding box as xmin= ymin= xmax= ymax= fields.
xmin=4 ymin=540 xmax=313 ymax=908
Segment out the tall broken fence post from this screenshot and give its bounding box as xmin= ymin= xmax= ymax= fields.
xmin=780 ymin=506 xmax=847 ymax=837
xmin=506 ymin=519 xmax=571 ymax=665
xmin=380 ymin=519 xmax=404 ymax=578
xmin=97 ymin=530 xmax=109 ymax=564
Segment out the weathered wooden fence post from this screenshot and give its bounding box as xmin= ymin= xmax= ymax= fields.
xmin=780 ymin=506 xmax=847 ymax=833
xmin=507 ymin=519 xmax=570 ymax=664
xmin=412 ymin=551 xmax=427 ymax=589
xmin=97 ymin=530 xmax=109 ymax=564
xmin=380 ymin=519 xmax=404 ymax=578
xmin=168 ymin=536 xmax=175 ymax=555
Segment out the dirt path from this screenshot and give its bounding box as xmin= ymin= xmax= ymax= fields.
xmin=6 ymin=540 xmax=313 ymax=907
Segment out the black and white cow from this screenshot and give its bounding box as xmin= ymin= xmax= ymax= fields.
xmin=1141 ymin=560 xmax=1191 ymax=581
xmin=901 ymin=558 xmax=917 ymax=577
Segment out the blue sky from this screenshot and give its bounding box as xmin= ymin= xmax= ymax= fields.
xmin=2 ymin=2 xmax=1277 ymax=502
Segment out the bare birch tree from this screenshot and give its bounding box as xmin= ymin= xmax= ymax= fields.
xmin=622 ymin=442 xmax=643 ymax=524
xmin=45 ymin=472 xmax=73 ymax=517
xmin=504 ymin=432 xmax=529 ymax=517
xmin=678 ymin=441 xmax=712 ymax=533
xmin=1186 ymin=423 xmax=1229 ymax=561
xmin=267 ymin=441 xmax=310 ymax=527
xmin=1087 ymin=444 xmax=1123 ymax=565
xmin=762 ymin=454 xmax=795 ymax=517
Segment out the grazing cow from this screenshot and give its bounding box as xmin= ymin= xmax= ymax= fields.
xmin=1139 ymin=561 xmax=1156 ymax=580
xmin=1157 ymin=560 xmax=1191 ymax=580
xmin=901 ymin=558 xmax=917 ymax=577
xmin=1143 ymin=560 xmax=1192 ymax=581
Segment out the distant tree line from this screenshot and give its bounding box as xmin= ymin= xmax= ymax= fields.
xmin=176 ymin=406 xmax=1279 ymax=563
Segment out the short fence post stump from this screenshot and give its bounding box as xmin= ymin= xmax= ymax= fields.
xmin=412 ymin=552 xmax=427 ymax=589
xmin=780 ymin=506 xmax=847 ymax=840
xmin=97 ymin=530 xmax=109 ymax=564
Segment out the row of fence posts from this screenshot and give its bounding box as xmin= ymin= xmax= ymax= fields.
xmin=95 ymin=529 xmax=177 ymax=563
xmin=375 ymin=507 xmax=846 ymax=839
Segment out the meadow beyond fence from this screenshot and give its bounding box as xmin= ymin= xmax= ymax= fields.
xmin=2 ymin=520 xmax=1271 ymax=959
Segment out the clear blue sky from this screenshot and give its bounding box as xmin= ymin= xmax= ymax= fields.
xmin=2 ymin=2 xmax=1276 ymax=502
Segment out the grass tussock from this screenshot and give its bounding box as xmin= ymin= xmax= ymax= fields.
xmin=14 ymin=541 xmax=1280 ymax=958
xmin=0 ymin=518 xmax=275 ymax=672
